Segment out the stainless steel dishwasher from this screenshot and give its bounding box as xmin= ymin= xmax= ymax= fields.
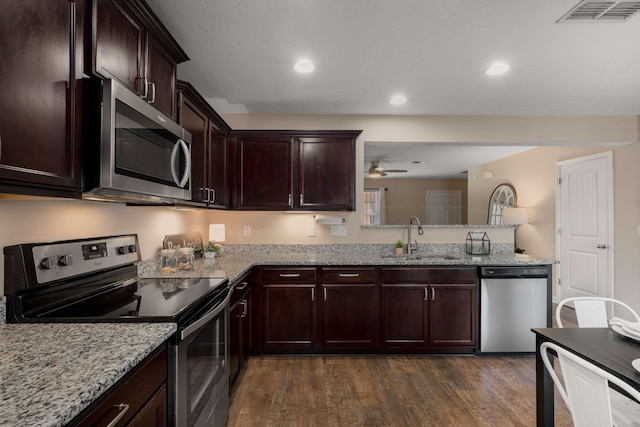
xmin=479 ymin=265 xmax=552 ymax=353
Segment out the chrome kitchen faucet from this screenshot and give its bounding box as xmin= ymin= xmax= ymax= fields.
xmin=407 ymin=216 xmax=424 ymax=255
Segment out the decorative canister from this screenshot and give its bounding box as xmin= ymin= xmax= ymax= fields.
xmin=160 ymin=249 xmax=177 ymax=273
xmin=177 ymin=247 xmax=195 ymax=270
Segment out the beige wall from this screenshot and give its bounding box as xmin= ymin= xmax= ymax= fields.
xmin=1 ymin=114 xmax=637 ymax=296
xmin=0 ymin=197 xmax=209 ymax=295
xmin=364 ymin=178 xmax=468 ymax=225
xmin=467 ymin=142 xmax=640 ymax=311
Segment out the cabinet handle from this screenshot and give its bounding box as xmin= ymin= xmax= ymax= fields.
xmin=237 ymin=281 xmax=249 ymax=291
xmin=300 ymin=193 xmax=303 ymax=205
xmin=142 ymin=77 xmax=149 ymax=100
xmin=203 ymin=188 xmax=210 ymax=202
xmin=311 ymin=288 xmax=315 ymax=301
xmin=288 ymin=193 xmax=292 ymax=207
xmin=211 ymin=188 xmax=216 ymax=203
xmin=431 ymin=286 xmax=436 ymax=301
xmin=105 ymin=403 xmax=130 ymax=427
xmin=240 ymin=300 xmax=247 ymax=317
xmin=323 ymin=287 xmax=327 ymax=301
xmin=338 ymin=273 xmax=360 ymax=278
xmin=147 ymin=81 xmax=156 ymax=104
xmin=424 ymin=287 xmax=428 ymax=301
xmin=279 ymin=273 xmax=300 ymax=278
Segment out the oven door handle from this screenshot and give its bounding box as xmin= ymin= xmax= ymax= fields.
xmin=179 ymin=283 xmax=235 ymax=341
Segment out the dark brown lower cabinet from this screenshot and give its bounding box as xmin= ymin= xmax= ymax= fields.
xmin=251 ymin=266 xmax=478 ymax=355
xmin=72 ymin=345 xmax=168 ymax=427
xmin=380 ymin=267 xmax=477 ymax=352
xmin=260 ymin=268 xmax=317 ymax=352
xmin=320 ymin=267 xmax=378 ymax=349
xmin=230 ymin=276 xmax=252 ymax=387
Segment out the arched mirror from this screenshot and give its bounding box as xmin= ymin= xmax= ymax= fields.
xmin=487 ymin=184 xmax=516 ymax=225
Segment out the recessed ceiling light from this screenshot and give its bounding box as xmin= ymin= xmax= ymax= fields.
xmin=294 ymin=59 xmax=315 ymax=73
xmin=389 ymin=95 xmax=407 ymax=105
xmin=486 ymin=63 xmax=511 ymax=76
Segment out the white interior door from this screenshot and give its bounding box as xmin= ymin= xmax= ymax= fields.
xmin=556 ymin=152 xmax=613 ymax=302
xmin=426 ymin=190 xmax=461 ymax=225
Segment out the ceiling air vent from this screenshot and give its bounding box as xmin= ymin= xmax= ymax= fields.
xmin=558 ymin=1 xmax=640 ymax=22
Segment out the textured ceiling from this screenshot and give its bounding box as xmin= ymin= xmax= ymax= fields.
xmin=146 ymin=0 xmax=640 ymax=116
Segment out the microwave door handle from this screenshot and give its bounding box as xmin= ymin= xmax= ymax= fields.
xmin=170 ymin=139 xmax=191 ymax=188
xmin=178 ymin=139 xmax=191 ymax=188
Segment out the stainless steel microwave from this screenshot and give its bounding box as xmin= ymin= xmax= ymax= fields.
xmin=83 ymin=79 xmax=192 ymax=203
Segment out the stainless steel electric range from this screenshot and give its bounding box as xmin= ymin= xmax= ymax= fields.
xmin=4 ymin=234 xmax=232 ymax=427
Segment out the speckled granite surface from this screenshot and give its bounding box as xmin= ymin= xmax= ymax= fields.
xmin=0 ymin=322 xmax=176 ymax=427
xmin=137 ymin=244 xmax=556 ymax=283
xmin=0 ymin=297 xmax=5 ymax=324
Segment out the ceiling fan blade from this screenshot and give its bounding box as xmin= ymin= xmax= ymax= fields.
xmin=383 ymin=169 xmax=408 ymax=173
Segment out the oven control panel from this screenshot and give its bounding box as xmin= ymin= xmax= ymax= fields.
xmin=31 ymin=235 xmax=140 ymax=284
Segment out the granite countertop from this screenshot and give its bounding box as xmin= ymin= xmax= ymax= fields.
xmin=138 ymin=247 xmax=556 ymax=284
xmin=0 ymin=322 xmax=176 ymax=427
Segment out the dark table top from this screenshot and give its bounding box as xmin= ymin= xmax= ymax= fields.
xmin=532 ymin=327 xmax=640 ymax=390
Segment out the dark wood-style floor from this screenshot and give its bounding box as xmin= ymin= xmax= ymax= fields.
xmin=228 ymin=305 xmax=577 ymax=427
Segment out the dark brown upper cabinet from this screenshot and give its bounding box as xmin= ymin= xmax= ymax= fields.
xmin=0 ymin=0 xmax=84 ymax=197
xmin=91 ymin=0 xmax=188 ymax=119
xmin=230 ymin=130 xmax=361 ymax=211
xmin=177 ymin=81 xmax=232 ymax=208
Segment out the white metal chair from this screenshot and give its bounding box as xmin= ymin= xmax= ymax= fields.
xmin=541 ymin=342 xmax=640 ymax=426
xmin=556 ymin=297 xmax=640 ymax=328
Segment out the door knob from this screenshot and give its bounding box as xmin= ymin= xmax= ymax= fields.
xmin=596 ymin=244 xmax=607 ymax=249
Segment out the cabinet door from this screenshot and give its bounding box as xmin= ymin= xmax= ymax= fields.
xmin=236 ymin=138 xmax=292 ymax=209
xmin=178 ymin=92 xmax=209 ymax=203
xmin=0 ymin=0 xmax=82 ymax=193
xmin=146 ymin=32 xmax=176 ymax=118
xmin=127 ymin=384 xmax=167 ymax=427
xmin=229 ymin=299 xmax=243 ymax=386
xmin=298 ymin=137 xmax=355 ymax=210
xmin=381 ymin=285 xmax=428 ymax=347
xmin=208 ymin=125 xmax=228 ymax=208
xmin=263 ymin=284 xmax=316 ymax=350
xmin=428 ymin=284 xmax=477 ymax=346
xmin=321 ymin=284 xmax=377 ymax=348
xmin=241 ymin=292 xmax=252 ymax=360
xmin=94 ymin=0 xmax=144 ymax=95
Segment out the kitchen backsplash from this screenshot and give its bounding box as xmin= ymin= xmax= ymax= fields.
xmin=220 ymin=243 xmax=514 ymax=256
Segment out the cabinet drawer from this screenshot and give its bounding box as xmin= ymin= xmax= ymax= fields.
xmin=74 ymin=346 xmax=167 ymax=427
xmin=381 ymin=267 xmax=477 ymax=284
xmin=321 ymin=267 xmax=375 ymax=284
xmin=263 ymin=267 xmax=317 ymax=283
xmin=231 ymin=274 xmax=252 ymax=306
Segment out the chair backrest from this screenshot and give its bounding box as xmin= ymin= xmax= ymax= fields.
xmin=555 ymin=297 xmax=640 ymax=328
xmin=540 ymin=342 xmax=640 ymax=427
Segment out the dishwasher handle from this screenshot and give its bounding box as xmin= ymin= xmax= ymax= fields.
xmin=480 ymin=266 xmax=549 ymax=278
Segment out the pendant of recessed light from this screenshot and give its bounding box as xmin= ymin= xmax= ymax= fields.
xmin=294 ymin=59 xmax=315 ymax=73
xmin=486 ymin=63 xmax=510 ymax=76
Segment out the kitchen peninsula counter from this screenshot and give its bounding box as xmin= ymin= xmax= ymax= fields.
xmin=137 ymin=245 xmax=556 ymax=284
xmin=0 ymin=322 xmax=176 ymax=427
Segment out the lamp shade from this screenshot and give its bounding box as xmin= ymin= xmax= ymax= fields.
xmin=208 ymin=224 xmax=226 ymax=242
xmin=502 ymin=207 xmax=529 ymax=225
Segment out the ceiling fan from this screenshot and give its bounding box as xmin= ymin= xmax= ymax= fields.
xmin=368 ymin=161 xmax=407 ymax=177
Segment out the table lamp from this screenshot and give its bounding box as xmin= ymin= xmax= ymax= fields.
xmin=502 ymin=207 xmax=528 ymax=254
